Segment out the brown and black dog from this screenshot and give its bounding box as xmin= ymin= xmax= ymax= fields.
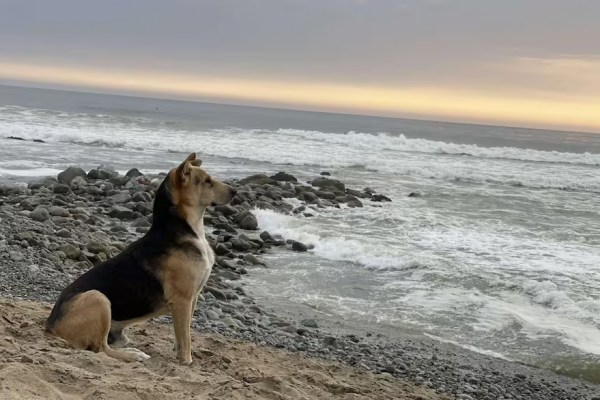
xmin=46 ymin=153 xmax=236 ymax=363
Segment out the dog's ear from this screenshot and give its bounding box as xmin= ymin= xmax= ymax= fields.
xmin=176 ymin=153 xmax=196 ymax=184
xmin=190 ymin=159 xmax=203 ymax=167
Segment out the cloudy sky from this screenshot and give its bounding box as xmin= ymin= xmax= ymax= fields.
xmin=0 ymin=0 xmax=599 ymax=131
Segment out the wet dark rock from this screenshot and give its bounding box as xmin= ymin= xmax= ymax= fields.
xmin=270 ymin=172 xmax=298 ymax=182
xmin=408 ymin=191 xmax=422 ymax=198
xmin=237 ymin=212 xmax=258 ymax=230
xmin=7 ymin=136 xmax=25 ymax=140
xmin=292 ymin=241 xmax=309 ymax=252
xmin=371 ymin=194 xmax=392 ymax=202
xmin=125 ymin=168 xmax=143 ymax=178
xmin=311 ymin=177 xmax=345 ymax=191
xmin=231 ymin=238 xmax=252 ymax=252
xmin=260 ymin=231 xmax=275 ymax=242
xmin=315 ymin=191 xmax=336 ymax=200
xmin=320 ymin=171 xmax=331 ymax=176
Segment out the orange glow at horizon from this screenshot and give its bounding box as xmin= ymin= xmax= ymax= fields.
xmin=1 ymin=61 xmax=599 ymax=132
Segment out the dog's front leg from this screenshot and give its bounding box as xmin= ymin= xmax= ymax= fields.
xmin=170 ymin=300 xmax=193 ymax=364
xmin=174 ymin=294 xmax=199 ymax=352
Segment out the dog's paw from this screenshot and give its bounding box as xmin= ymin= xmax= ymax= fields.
xmin=123 ymin=348 xmax=151 ymax=362
xmin=177 ymin=353 xmax=193 ymax=365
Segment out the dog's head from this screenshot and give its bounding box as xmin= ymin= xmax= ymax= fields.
xmin=170 ymin=153 xmax=236 ymax=210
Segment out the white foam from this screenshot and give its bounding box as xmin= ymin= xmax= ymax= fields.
xmin=277 ymin=129 xmax=600 ymax=166
xmin=423 ymin=333 xmax=514 ymax=361
xmin=0 ymin=167 xmax=63 ymax=177
xmin=1 ymin=106 xmax=600 ymax=192
xmin=254 ymin=209 xmax=427 ymax=271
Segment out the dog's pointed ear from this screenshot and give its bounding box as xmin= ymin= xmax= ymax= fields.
xmin=191 ymin=159 xmax=203 ymax=167
xmin=176 ymin=153 xmax=196 ymax=183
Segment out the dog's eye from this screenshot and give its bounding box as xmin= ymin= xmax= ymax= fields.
xmin=206 ymin=178 xmax=213 ymax=187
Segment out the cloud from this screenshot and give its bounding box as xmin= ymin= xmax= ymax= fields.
xmin=1 ymin=61 xmax=599 ymax=132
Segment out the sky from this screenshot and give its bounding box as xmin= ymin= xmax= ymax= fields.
xmin=0 ymin=0 xmax=599 ymax=132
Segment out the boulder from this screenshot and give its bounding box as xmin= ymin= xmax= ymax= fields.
xmin=57 ymin=166 xmax=87 ymax=185
xmin=270 ymin=172 xmax=298 ymax=182
xmin=235 ymin=211 xmax=258 ymax=230
xmin=311 ymin=178 xmax=345 ymax=191
xmin=292 ymin=241 xmax=309 ymax=252
xmin=259 ymin=231 xmax=275 ymax=242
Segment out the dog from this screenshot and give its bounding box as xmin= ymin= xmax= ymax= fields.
xmin=45 ymin=153 xmax=236 ymax=364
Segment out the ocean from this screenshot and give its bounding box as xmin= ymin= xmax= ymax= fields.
xmin=1 ymin=85 xmax=599 ymax=378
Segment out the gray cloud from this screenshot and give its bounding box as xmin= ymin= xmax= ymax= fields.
xmin=0 ymin=0 xmax=599 ymax=91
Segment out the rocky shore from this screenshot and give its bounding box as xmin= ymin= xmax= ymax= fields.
xmin=0 ymin=163 xmax=598 ymax=400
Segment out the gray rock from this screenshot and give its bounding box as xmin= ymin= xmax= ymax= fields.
xmin=231 ymin=238 xmax=252 ymax=251
xmin=259 ymin=231 xmax=275 ymax=242
xmin=311 ymin=178 xmax=345 ymax=191
xmin=206 ymin=310 xmax=220 ymax=320
xmin=29 ymin=207 xmax=50 ymax=222
xmin=108 ymin=192 xmax=132 ymax=204
xmin=56 ymin=229 xmax=72 ymax=238
xmin=243 ymin=254 xmax=263 ymax=265
xmin=300 ymin=192 xmax=319 ymax=204
xmin=214 ymin=205 xmax=237 ymax=216
xmin=238 ymin=174 xmax=275 ymax=185
xmin=238 ymin=214 xmax=258 ymax=230
xmin=9 ymin=251 xmax=24 ymax=261
xmin=217 ymin=270 xmax=241 ymax=281
xmin=49 ymin=206 xmax=70 ymax=217
xmin=270 ymin=172 xmax=298 ymax=182
xmin=131 ymin=217 xmax=151 ymax=228
xmin=126 ymin=168 xmax=143 ymax=178
xmin=292 ymin=241 xmax=308 ymax=252
xmin=371 ymin=194 xmax=391 ymax=202
xmin=315 ymin=191 xmax=336 ymax=200
xmin=108 ymin=206 xmax=133 ymax=220
xmin=87 ymin=241 xmax=111 ymax=256
xmin=58 ymin=244 xmax=81 ymax=260
xmin=132 ymin=191 xmax=152 ymax=202
xmin=301 ymin=318 xmax=319 ymax=328
xmin=215 ymin=244 xmax=231 ymax=256
xmin=204 ymin=287 xmax=227 ymax=301
xmin=52 ymin=183 xmax=70 ymax=194
xmin=57 ymin=166 xmax=87 ymax=185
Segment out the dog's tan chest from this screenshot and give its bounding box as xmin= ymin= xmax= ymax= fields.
xmin=192 ymin=236 xmax=215 ymax=294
